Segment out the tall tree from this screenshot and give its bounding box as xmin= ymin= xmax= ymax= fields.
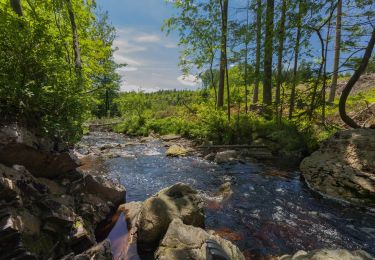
xmin=218 ymin=0 xmax=229 ymax=108
xmin=288 ymin=1 xmax=304 ymax=119
xmin=252 ymin=0 xmax=262 ymax=104
xmin=275 ymin=0 xmax=287 ymax=106
xmin=65 ymin=0 xmax=82 ymax=72
xmin=262 ymin=0 xmax=274 ymax=106
xmin=328 ymin=0 xmax=342 ymax=103
xmin=244 ymin=0 xmax=250 ymax=113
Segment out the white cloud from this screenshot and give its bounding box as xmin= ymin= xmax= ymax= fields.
xmin=120 ymin=83 xmax=164 ymax=93
xmin=134 ymin=34 xmax=161 ymax=43
xmin=177 ymin=74 xmax=202 ymax=87
xmin=113 ymin=39 xmax=147 ymax=54
xmin=113 ymin=53 xmax=141 ymax=66
xmin=116 ymin=67 xmax=138 ymax=76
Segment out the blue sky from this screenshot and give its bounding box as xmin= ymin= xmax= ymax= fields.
xmin=96 ymin=0 xmax=201 ymax=92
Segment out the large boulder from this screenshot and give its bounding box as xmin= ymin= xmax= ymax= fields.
xmin=136 ymin=183 xmax=205 ymax=252
xmin=0 ymin=124 xmax=80 ymax=179
xmin=300 ymin=129 xmax=375 ymax=206
xmin=155 ymin=218 xmax=245 ymax=260
xmin=279 ymin=248 xmax=373 ymax=260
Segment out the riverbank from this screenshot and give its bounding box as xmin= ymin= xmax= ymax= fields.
xmin=0 ymin=124 xmax=125 ymax=259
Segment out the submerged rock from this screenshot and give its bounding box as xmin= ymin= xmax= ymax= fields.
xmin=279 ymin=248 xmax=373 ymax=260
xmin=155 ymin=218 xmax=245 ymax=260
xmin=300 ymin=129 xmax=375 ymax=207
xmin=137 ymin=183 xmax=204 ymax=251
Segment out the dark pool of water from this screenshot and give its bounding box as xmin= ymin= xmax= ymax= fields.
xmin=78 ymin=132 xmax=375 ymax=259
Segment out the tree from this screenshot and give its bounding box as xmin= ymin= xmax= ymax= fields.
xmin=10 ymin=0 xmax=22 ymax=16
xmin=252 ymin=0 xmax=262 ymax=104
xmin=275 ymin=0 xmax=287 ymax=106
xmin=328 ymin=0 xmax=342 ymax=103
xmin=217 ymin=0 xmax=229 ymax=108
xmin=288 ymin=0 xmax=304 ymax=119
xmin=339 ymin=26 xmax=375 ymax=128
xmin=262 ymin=0 xmax=274 ymax=106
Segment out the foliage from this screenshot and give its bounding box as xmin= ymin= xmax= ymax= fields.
xmin=0 ymin=0 xmax=119 ymax=143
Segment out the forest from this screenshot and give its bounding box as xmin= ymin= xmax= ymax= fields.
xmin=0 ymin=0 xmax=375 ymax=260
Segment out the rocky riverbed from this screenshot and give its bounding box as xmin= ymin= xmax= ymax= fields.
xmin=1 ymin=125 xmax=374 ymax=260
xmin=75 ymin=131 xmax=374 ymax=259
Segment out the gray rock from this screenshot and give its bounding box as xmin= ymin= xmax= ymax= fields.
xmin=300 ymin=129 xmax=375 ymax=207
xmin=76 ymin=174 xmax=126 ymax=206
xmin=215 ymin=150 xmax=239 ymax=164
xmin=155 ymin=218 xmax=245 ymax=260
xmin=137 ymin=183 xmax=205 ymax=252
xmin=0 ymin=124 xmax=80 ymax=179
xmin=62 ymin=239 xmax=113 ymax=260
xmin=279 ymin=248 xmax=373 ymax=260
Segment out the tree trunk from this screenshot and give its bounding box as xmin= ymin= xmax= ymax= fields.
xmin=328 ymin=0 xmax=342 ymax=103
xmin=252 ymin=0 xmax=262 ymax=104
xmin=65 ymin=0 xmax=82 ymax=73
xmin=339 ymin=27 xmax=375 ymax=128
xmin=262 ymin=0 xmax=274 ymax=106
xmin=244 ymin=0 xmax=250 ymax=113
xmin=288 ymin=1 xmax=303 ymax=119
xmin=275 ymin=0 xmax=287 ymax=106
xmin=10 ymin=0 xmax=23 ymax=16
xmin=209 ymin=54 xmax=217 ymax=108
xmin=217 ymin=0 xmax=229 ymax=108
xmin=226 ymin=57 xmax=231 ymax=121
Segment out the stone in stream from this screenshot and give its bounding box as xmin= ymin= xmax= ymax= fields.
xmin=279 ymin=248 xmax=373 ymax=260
xmin=136 ymin=183 xmax=205 ymax=252
xmin=155 ymin=218 xmax=245 ymax=260
xmin=214 ymin=150 xmax=239 ymax=164
xmin=165 ymin=144 xmax=189 ymax=157
xmin=116 ymin=183 xmax=246 ymax=260
xmin=300 ymin=129 xmax=375 ymax=207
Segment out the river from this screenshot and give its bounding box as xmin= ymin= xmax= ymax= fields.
xmin=76 ymin=132 xmax=375 ymax=259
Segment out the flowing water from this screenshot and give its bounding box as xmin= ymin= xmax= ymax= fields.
xmin=77 ymin=132 xmax=375 ymax=259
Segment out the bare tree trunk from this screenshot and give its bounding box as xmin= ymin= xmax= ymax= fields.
xmin=288 ymin=1 xmax=303 ymax=119
xmin=339 ymin=27 xmax=375 ymax=128
xmin=328 ymin=0 xmax=342 ymax=103
xmin=218 ymin=0 xmax=229 ymax=108
xmin=253 ymin=0 xmax=262 ymax=104
xmin=65 ymin=0 xmax=82 ymax=73
xmin=263 ymin=0 xmax=274 ymax=106
xmin=275 ymin=0 xmax=287 ymax=106
xmin=10 ymin=0 xmax=23 ymax=16
xmin=244 ymin=0 xmax=250 ymax=113
xmin=226 ymin=58 xmax=231 ymax=121
xmin=209 ymin=55 xmax=217 ymax=108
